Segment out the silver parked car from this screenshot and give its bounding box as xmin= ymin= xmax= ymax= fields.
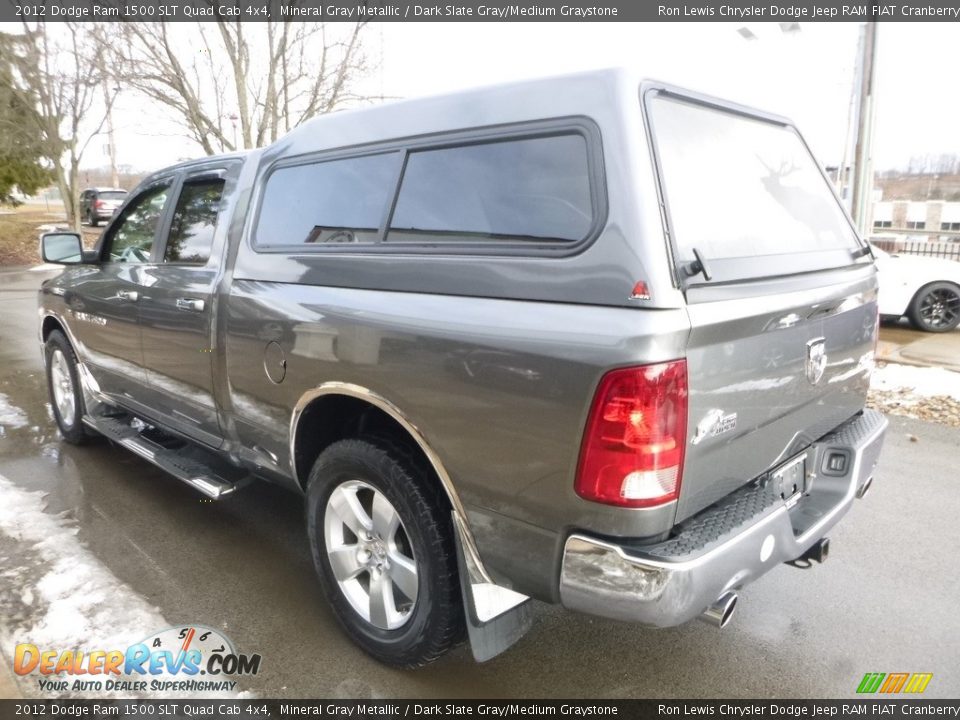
xmin=38 ymin=69 xmax=887 ymax=667
xmin=79 ymin=186 xmax=127 ymax=227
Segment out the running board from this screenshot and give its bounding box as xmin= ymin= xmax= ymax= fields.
xmin=82 ymin=414 xmax=252 ymax=499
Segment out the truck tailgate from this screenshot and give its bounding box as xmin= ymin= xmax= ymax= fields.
xmin=678 ymin=271 xmax=877 ymax=521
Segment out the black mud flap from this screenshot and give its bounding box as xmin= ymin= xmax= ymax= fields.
xmin=452 ymin=517 xmax=534 ymax=662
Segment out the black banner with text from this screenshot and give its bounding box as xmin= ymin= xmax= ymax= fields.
xmin=6 ymin=0 xmax=960 ymax=23
xmin=2 ymin=700 xmax=960 ymax=720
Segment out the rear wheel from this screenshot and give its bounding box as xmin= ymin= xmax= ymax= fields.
xmin=305 ymin=438 xmax=464 ymax=667
xmin=87 ymin=210 xmax=99 ymax=227
xmin=44 ymin=330 xmax=97 ymax=444
xmin=907 ymin=282 xmax=960 ymax=332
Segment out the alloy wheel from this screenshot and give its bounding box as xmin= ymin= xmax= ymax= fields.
xmin=323 ymin=479 xmax=419 ymax=630
xmin=50 ymin=349 xmax=76 ymax=425
xmin=919 ymin=287 xmax=960 ymax=330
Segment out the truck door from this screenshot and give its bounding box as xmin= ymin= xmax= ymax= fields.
xmin=136 ymin=165 xmax=235 ymax=447
xmin=63 ymin=179 xmax=174 ymax=402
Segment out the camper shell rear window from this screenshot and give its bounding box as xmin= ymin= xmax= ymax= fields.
xmin=647 ymin=92 xmax=867 ymax=284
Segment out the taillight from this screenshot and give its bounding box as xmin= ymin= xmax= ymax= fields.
xmin=95 ymin=200 xmax=105 ymax=209
xmin=575 ymin=360 xmax=688 ymax=508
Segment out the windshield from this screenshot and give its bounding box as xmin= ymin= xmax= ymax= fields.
xmin=99 ymin=191 xmax=127 ymax=201
xmin=649 ymin=95 xmax=861 ymax=281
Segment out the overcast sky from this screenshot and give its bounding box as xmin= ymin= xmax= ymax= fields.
xmin=88 ymin=22 xmax=959 ymax=174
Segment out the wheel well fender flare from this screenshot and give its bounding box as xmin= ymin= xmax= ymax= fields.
xmin=288 ymin=381 xmax=496 ymax=577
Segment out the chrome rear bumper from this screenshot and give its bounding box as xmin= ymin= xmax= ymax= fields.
xmin=559 ymin=409 xmax=887 ymax=626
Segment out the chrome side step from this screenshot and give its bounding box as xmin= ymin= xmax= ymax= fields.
xmin=83 ymin=414 xmax=252 ymax=499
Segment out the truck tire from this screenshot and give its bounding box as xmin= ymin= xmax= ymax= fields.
xmin=44 ymin=330 xmax=97 ymax=444
xmin=907 ymin=281 xmax=960 ymax=333
xmin=88 ymin=210 xmax=99 ymax=227
xmin=305 ymin=437 xmax=464 ymax=667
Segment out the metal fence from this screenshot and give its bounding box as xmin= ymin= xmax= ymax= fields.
xmin=872 ymin=238 xmax=960 ymax=261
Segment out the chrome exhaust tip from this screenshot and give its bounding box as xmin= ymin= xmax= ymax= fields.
xmin=857 ymin=476 xmax=873 ymax=499
xmin=699 ymin=591 xmax=738 ymax=629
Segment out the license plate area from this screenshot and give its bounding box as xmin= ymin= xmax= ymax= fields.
xmin=771 ymin=454 xmax=806 ymax=509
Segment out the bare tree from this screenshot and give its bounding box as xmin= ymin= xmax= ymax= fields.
xmin=1 ymin=24 xmax=117 ymax=229
xmin=113 ymin=20 xmax=372 ymax=155
xmin=904 ymin=153 xmax=960 ymax=176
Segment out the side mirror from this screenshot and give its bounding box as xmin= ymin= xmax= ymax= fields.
xmin=40 ymin=231 xmax=86 ymax=264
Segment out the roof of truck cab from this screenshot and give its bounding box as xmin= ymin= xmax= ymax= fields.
xmin=267 ymin=67 xmax=796 ymax=159
xmin=141 ymin=150 xmax=254 ymax=183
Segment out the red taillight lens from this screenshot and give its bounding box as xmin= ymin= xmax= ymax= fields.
xmin=95 ymin=200 xmax=105 ymax=208
xmin=575 ymin=360 xmax=688 ymax=508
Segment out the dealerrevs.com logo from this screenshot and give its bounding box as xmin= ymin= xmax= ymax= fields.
xmin=13 ymin=625 xmax=261 ymax=694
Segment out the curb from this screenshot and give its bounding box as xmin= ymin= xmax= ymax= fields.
xmin=877 ymin=347 xmax=960 ymax=374
xmin=0 ymin=264 xmax=49 ymax=275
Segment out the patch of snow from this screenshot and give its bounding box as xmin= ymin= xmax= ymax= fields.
xmin=0 ymin=473 xmax=167 ymax=653
xmin=871 ymin=362 xmax=960 ymax=401
xmin=0 ymin=393 xmax=29 ymax=430
xmin=0 ymin=473 xmax=248 ymax=698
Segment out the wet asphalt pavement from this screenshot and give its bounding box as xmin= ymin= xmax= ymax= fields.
xmin=1 ymin=266 xmax=958 ymax=699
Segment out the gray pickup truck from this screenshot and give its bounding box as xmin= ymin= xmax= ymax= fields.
xmin=38 ymin=69 xmax=887 ymax=668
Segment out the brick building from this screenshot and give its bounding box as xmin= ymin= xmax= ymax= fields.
xmin=872 ymin=200 xmax=960 ymax=242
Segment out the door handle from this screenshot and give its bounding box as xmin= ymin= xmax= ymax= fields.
xmin=116 ymin=290 xmax=139 ymax=302
xmin=176 ymin=298 xmax=205 ymax=312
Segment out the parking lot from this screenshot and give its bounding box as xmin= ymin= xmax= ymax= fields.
xmin=1 ymin=267 xmax=958 ymax=699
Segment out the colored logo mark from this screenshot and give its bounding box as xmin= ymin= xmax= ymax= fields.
xmin=856 ymin=672 xmax=933 ymax=694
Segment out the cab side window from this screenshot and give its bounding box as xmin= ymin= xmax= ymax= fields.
xmin=388 ymin=134 xmax=593 ymax=245
xmin=163 ymin=179 xmax=225 ymax=264
xmin=104 ymin=184 xmax=171 ymax=263
xmin=254 ymin=152 xmax=399 ymax=247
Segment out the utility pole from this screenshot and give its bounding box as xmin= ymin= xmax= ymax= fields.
xmin=850 ymin=21 xmax=878 ymax=236
xmin=103 ymin=77 xmax=119 ymax=188
xmin=228 ymin=113 xmax=238 ymax=151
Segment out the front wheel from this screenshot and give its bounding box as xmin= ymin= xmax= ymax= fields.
xmin=305 ymin=438 xmax=464 ymax=667
xmin=44 ymin=330 xmax=97 ymax=444
xmin=907 ymin=282 xmax=960 ymax=333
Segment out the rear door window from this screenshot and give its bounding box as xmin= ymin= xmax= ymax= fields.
xmin=164 ymin=179 xmax=225 ymax=264
xmin=388 ymin=134 xmax=593 ymax=246
xmin=649 ymin=95 xmax=863 ymax=282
